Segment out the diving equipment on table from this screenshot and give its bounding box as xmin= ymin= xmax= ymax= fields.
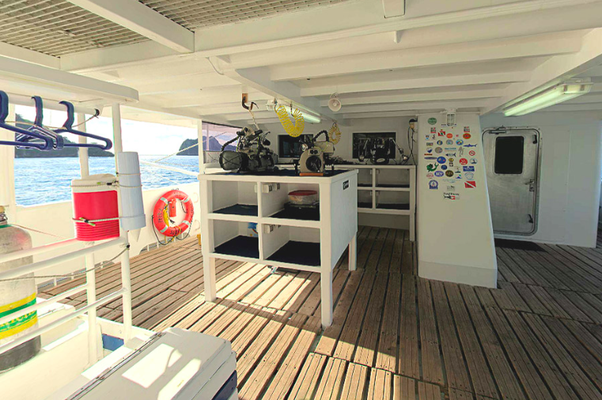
xmin=219 ymin=126 xmax=278 ymax=173
xmin=284 ymin=190 xmax=319 ymax=220
xmin=296 ymin=130 xmax=335 ymax=176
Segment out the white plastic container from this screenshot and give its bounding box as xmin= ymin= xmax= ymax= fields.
xmin=116 ymin=152 xmax=146 ymax=232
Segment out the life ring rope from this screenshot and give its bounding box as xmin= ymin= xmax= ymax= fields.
xmin=153 ymin=190 xmax=194 ymax=239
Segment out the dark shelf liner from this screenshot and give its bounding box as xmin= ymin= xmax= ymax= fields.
xmin=268 ymin=241 xmax=320 ymax=266
xmin=376 ymin=203 xmax=410 ymax=210
xmin=214 ymin=236 xmax=259 ymax=258
xmin=358 ymin=183 xmax=372 ymax=187
xmin=358 ymin=202 xmax=373 ymax=209
xmin=270 ymin=207 xmax=320 ymax=221
xmin=376 ymin=184 xmax=410 ymax=188
xmin=214 ymin=204 xmax=258 ymax=216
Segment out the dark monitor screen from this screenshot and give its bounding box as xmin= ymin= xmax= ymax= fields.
xmin=278 ymin=134 xmax=311 ymax=158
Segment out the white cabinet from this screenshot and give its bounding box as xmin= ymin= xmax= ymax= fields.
xmin=338 ymin=165 xmax=416 ymax=240
xmin=199 ymin=170 xmax=358 ymax=327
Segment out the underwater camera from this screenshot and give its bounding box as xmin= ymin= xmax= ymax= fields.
xmin=219 ymin=126 xmax=278 ymax=173
xmin=297 ymin=130 xmax=335 ymax=176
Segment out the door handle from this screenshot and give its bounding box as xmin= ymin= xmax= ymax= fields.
xmin=525 ymin=179 xmax=535 ymax=192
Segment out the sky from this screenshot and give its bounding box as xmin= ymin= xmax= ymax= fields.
xmin=15 ymin=105 xmax=197 ymax=155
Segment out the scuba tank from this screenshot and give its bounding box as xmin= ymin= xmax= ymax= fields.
xmin=0 ymin=206 xmax=40 ymax=371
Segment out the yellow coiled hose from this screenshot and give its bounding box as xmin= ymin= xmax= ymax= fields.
xmin=275 ymin=104 xmax=305 ymax=137
xmin=328 ymin=122 xmax=341 ymax=144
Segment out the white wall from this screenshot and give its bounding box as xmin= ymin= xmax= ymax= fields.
xmin=10 ymin=182 xmax=201 ymax=285
xmin=417 ymin=113 xmax=497 ymax=288
xmin=481 ymin=111 xmax=602 ymax=248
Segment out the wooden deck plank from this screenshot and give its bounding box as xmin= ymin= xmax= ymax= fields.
xmin=288 ymin=353 xmax=327 ymax=400
xmin=375 ymin=272 xmax=401 ymax=373
xmin=340 ymin=362 xmax=369 ymax=400
xmin=367 ymin=368 xmax=392 ymax=400
xmin=417 ymin=277 xmax=444 ymax=385
xmin=313 ymin=357 xmax=347 ymax=400
xmin=399 ymin=274 xmax=420 ymax=379
xmin=393 ymin=375 xmax=416 ymax=400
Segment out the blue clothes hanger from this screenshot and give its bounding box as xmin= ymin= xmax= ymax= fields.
xmin=16 ymin=96 xmax=65 ymax=150
xmin=54 ymin=101 xmax=112 ymax=150
xmin=0 ymin=91 xmax=54 ymax=150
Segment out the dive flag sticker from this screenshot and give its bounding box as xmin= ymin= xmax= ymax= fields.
xmin=465 ymin=181 xmax=477 ymax=189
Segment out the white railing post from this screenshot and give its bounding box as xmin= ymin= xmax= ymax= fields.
xmin=77 ymin=112 xmax=89 ymax=178
xmin=85 ymin=242 xmax=98 ymax=365
xmin=197 ymin=119 xmax=205 ymax=174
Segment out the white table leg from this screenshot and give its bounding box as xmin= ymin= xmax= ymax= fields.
xmin=204 ymin=256 xmax=217 ymax=301
xmin=348 ymin=234 xmax=357 ymax=271
xmin=321 ymin=268 xmax=333 ymax=328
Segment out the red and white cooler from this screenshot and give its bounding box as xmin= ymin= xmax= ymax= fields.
xmin=71 ymin=174 xmax=119 ymax=241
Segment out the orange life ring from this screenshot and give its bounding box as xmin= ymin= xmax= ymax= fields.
xmin=153 ymin=190 xmax=194 ymax=237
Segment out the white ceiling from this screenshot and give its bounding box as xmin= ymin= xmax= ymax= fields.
xmin=2 ymin=0 xmax=602 ymax=127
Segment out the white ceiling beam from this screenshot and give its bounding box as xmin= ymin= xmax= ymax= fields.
xmin=65 ymin=0 xmax=194 ymax=53
xmin=382 ymin=0 xmax=405 ymax=18
xmin=229 ymin=67 xmax=337 ymax=121
xmin=319 ymin=89 xmax=503 ymax=107
xmin=270 ymin=32 xmax=582 ymax=81
xmin=134 ymin=74 xmax=239 ymax=95
xmin=0 ymin=42 xmax=59 ymax=69
xmin=484 ymin=28 xmax=602 ymax=113
xmin=163 ymin=91 xmax=272 ymax=109
xmin=341 ymin=111 xmax=420 ymax=119
xmin=301 ymin=71 xmax=530 ymax=97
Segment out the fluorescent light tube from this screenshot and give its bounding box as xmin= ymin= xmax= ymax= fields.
xmin=301 ymin=111 xmax=321 ymax=124
xmin=504 ymin=80 xmax=592 ymax=116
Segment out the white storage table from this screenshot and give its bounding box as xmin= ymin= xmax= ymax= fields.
xmin=199 ymin=169 xmax=358 ymax=327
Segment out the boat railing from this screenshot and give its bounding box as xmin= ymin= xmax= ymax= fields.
xmin=0 ymin=235 xmax=132 ymax=365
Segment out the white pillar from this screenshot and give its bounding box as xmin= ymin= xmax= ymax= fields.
xmin=197 ymin=119 xmax=205 ymax=174
xmin=0 ymin=104 xmax=16 ymax=211
xmin=111 ymin=103 xmax=132 ymax=341
xmin=85 ymin=244 xmax=98 ymax=365
xmin=77 ymin=113 xmax=89 ymax=178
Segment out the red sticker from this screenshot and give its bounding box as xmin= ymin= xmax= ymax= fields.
xmin=465 ymin=181 xmax=476 ymax=189
xmin=463 ymin=133 xmax=471 ymax=139
xmin=459 ymin=158 xmax=468 ymax=165
xmin=446 ymin=133 xmax=453 ymax=138
xmin=469 ymin=150 xmax=476 ymax=156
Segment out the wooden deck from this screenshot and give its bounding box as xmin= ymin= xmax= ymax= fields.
xmin=41 ymin=227 xmax=602 ymax=400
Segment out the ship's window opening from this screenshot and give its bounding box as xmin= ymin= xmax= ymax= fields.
xmin=495 ymin=136 xmax=524 ymax=174
xmin=201 ymin=122 xmax=241 ymax=165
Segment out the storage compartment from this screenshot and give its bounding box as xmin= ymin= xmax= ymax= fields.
xmin=262 ymin=225 xmax=320 ymax=266
xmin=357 ymin=168 xmax=372 ymax=187
xmin=262 ymin=183 xmax=320 ymax=221
xmin=213 ymin=220 xmax=259 ymax=258
xmin=375 ymin=190 xmax=409 ymax=210
xmin=212 ymin=181 xmax=258 ymax=216
xmin=358 ymin=190 xmax=373 ymax=209
xmin=375 ymin=168 xmax=410 ymax=188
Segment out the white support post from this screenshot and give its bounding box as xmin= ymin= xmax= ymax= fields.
xmin=111 ymin=103 xmax=133 ymax=341
xmin=77 ymin=113 xmax=90 ymax=178
xmin=197 ymin=119 xmax=205 ymax=175
xmin=85 ymin=244 xmax=98 ymax=365
xmin=348 ymin=234 xmax=357 ymax=271
xmin=0 ymin=104 xmax=16 ymax=211
xmin=320 ymin=268 xmax=333 ymax=328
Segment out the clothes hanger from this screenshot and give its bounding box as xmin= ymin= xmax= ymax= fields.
xmin=16 ymin=96 xmax=65 ymax=150
xmin=54 ymin=101 xmax=112 ymax=150
xmin=0 ymin=91 xmax=54 ymax=150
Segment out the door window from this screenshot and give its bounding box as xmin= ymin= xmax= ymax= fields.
xmin=494 ymin=136 xmax=524 ymax=174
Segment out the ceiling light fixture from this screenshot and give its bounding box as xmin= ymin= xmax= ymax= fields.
xmin=328 ymin=93 xmax=342 ymax=112
xmin=301 ymin=111 xmax=321 ymax=124
xmin=504 ymin=79 xmax=592 ymax=116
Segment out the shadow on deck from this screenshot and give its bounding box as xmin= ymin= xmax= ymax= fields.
xmin=41 ymin=227 xmax=602 ymax=400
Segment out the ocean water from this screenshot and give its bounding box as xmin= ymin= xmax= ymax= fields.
xmin=14 ymin=156 xmax=199 ymax=206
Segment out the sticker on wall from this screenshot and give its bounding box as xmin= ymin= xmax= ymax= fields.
xmin=426 ymin=172 xmax=434 ymax=178
xmin=441 ymin=165 xmax=448 ymax=170
xmin=446 ymin=153 xmax=456 ymax=157
xmin=425 ymin=156 xmax=436 ymax=160
xmin=443 ymin=192 xmax=460 ymax=200
xmin=458 ymin=147 xmax=464 ymax=156
xmin=427 ymin=163 xmax=439 ymax=171
xmin=465 ymin=144 xmax=477 ymax=148
xmin=429 ymin=180 xmax=439 ymax=190
xmin=465 ymin=181 xmax=477 ymax=189
xmin=445 ymin=170 xmax=454 ymax=177
xmin=465 ymin=172 xmax=475 ymax=180
xmin=438 ymin=129 xmax=446 ymax=136
xmin=446 ymin=139 xmax=453 ymax=145
xmin=463 ymin=133 xmax=472 ymax=139
xmin=456 ymin=139 xmax=464 ymax=146
xmin=428 ymin=117 xmax=437 ymax=125
xmin=435 ymin=147 xmax=443 ymax=153
xmin=469 ymin=150 xmax=476 ymax=156
xmin=427 ymin=142 xmax=433 ymax=147
xmin=431 ymin=127 xmax=436 ymax=134
xmin=437 ymin=140 xmax=443 ymax=145
xmin=459 ymin=158 xmax=468 ymax=165
xmin=446 ymin=133 xmax=453 ymax=138
xmin=463 ymin=166 xmax=475 ymax=172
xmin=424 ymin=150 xmax=433 ymax=156
xmin=470 ymin=158 xmax=478 ymax=165
xmin=447 ymin=185 xmax=456 ymax=191
xmin=436 ymin=156 xmax=446 ymax=164
xmin=464 ymin=126 xmax=470 ymax=132
xmin=434 ymin=171 xmax=444 ymax=177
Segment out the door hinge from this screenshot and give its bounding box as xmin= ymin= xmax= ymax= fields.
xmin=528 ymin=214 xmax=534 ymax=223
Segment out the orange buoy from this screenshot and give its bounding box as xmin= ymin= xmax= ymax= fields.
xmin=153 ymin=190 xmax=193 ymax=237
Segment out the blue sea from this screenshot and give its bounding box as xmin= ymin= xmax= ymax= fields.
xmin=15 ymin=156 xmax=199 ymax=206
